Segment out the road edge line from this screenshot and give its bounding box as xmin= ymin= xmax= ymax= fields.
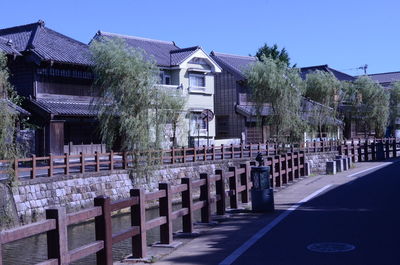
xmin=218 ymin=184 xmax=333 ymax=265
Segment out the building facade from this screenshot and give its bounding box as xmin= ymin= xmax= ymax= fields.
xmin=94 ymin=32 xmax=221 ymax=147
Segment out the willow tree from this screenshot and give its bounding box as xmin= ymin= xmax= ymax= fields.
xmin=245 ymin=56 xmax=305 ymax=142
xmin=304 ymin=70 xmax=342 ymax=138
xmin=389 ymin=82 xmax=400 ymax=136
xmin=0 ymin=52 xmax=21 ymax=184
xmin=90 ymin=39 xmax=186 ymax=174
xmin=350 ymin=76 xmax=389 ymax=138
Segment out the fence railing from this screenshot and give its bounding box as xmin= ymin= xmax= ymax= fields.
xmin=1 ymin=138 xmax=399 ymax=264
xmin=0 ymin=138 xmax=398 ymax=180
xmin=0 ymin=155 xmax=306 ymax=265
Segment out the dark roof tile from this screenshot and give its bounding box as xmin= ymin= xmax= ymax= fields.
xmin=0 ymin=21 xmax=92 ymax=66
xmin=300 ymin=65 xmax=355 ymax=81
xmin=368 ymin=71 xmax=400 ymax=86
xmin=210 ymin=51 xmax=257 ymax=80
xmin=0 ymin=37 xmax=21 ymax=55
xmin=30 ymin=98 xmax=97 ymax=116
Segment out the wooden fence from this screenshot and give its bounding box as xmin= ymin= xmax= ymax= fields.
xmin=1 ymin=138 xmax=398 ymax=180
xmin=0 ymin=138 xmax=399 ymax=264
xmin=0 ymin=155 xmax=306 ymax=265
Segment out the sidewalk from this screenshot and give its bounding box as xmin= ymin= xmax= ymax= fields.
xmin=115 ymin=159 xmax=399 ymax=265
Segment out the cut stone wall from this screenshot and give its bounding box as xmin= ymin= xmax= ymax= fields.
xmin=305 ymin=151 xmax=339 ymax=175
xmin=9 ymin=159 xmax=247 ymax=225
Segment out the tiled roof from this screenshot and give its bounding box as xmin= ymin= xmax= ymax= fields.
xmin=210 ymin=51 xmax=257 ymax=80
xmin=170 ymin=46 xmax=200 ymax=66
xmin=300 ymin=65 xmax=355 ymax=81
xmin=30 ymin=98 xmax=97 ymax=116
xmin=368 ymin=71 xmax=400 ymax=86
xmin=0 ymin=99 xmax=30 ymax=115
xmin=0 ymin=37 xmax=21 ymax=56
xmin=0 ymin=20 xmax=92 ymax=66
xmin=236 ymin=104 xmax=272 ymax=117
xmin=95 ymin=31 xmax=179 ymax=67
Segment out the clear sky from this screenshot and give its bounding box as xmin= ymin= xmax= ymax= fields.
xmin=0 ymin=0 xmax=399 ymax=75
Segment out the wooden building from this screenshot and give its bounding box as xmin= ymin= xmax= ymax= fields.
xmin=0 ymin=20 xmax=100 ymax=155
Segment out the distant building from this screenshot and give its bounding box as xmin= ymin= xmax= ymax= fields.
xmin=211 ymin=54 xmax=342 ymax=143
xmin=93 ymin=32 xmax=221 ymax=147
xmin=0 ymin=20 xmax=97 ymax=155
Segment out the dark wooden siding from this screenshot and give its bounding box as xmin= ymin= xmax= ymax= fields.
xmin=214 ymin=71 xmax=245 ymax=139
xmin=8 ymin=57 xmax=35 ymax=97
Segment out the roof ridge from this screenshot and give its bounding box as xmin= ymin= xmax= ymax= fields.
xmin=368 ymin=71 xmax=400 ymax=76
xmin=170 ymin=46 xmax=200 ymax=53
xmin=0 ymin=21 xmax=41 ymax=32
xmin=98 ymin=31 xmax=177 ymax=46
xmin=211 ymin=51 xmax=256 ymax=60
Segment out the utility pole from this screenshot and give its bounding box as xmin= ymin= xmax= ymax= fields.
xmin=359 ymin=64 xmax=368 ymax=75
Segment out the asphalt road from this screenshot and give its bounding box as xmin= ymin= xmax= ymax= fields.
xmin=230 ymin=161 xmax=400 ymax=265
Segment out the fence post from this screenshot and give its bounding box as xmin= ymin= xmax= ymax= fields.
xmin=267 ymin=157 xmax=275 ymax=189
xmin=240 ymin=162 xmax=251 ymax=203
xmin=275 ymin=155 xmax=282 ymax=187
xmin=65 ymin=153 xmax=70 ymax=175
xmin=231 ymin=144 xmax=234 ymax=159
xmin=294 ymin=152 xmax=300 ymax=179
xmin=221 ymin=144 xmax=224 ymax=160
xmin=94 ymin=196 xmax=113 ymax=265
xmin=203 ymin=145 xmax=207 ymax=161
xmin=31 ymin=155 xmax=36 ymax=179
xmin=181 ymin=177 xmax=193 ymax=233
xmin=385 ymin=140 xmax=390 ymax=159
xmin=13 ymin=158 xmax=18 ymax=180
xmin=159 ymin=183 xmax=173 ymax=244
xmin=215 ymin=169 xmax=226 ymax=215
xmin=249 ymin=144 xmax=253 ymax=159
xmin=46 ymin=207 xmax=69 ymax=264
xmin=200 ymin=173 xmax=212 ymax=223
xmin=110 ymin=150 xmax=114 ymax=171
xmin=95 ymin=151 xmax=100 ymax=172
xmin=80 ymin=152 xmax=85 ymax=174
xmin=49 ymin=153 xmax=54 ymax=177
xmin=228 ymin=167 xmax=239 ymax=209
xmin=299 ymin=151 xmax=305 ymax=176
xmin=212 ymin=145 xmax=215 ymax=161
xmin=364 ymin=140 xmax=369 ymax=161
xmin=371 ymin=140 xmax=376 ymax=161
xmin=122 ymin=151 xmax=127 ymax=169
xmin=393 ymin=139 xmax=397 ymax=158
xmin=182 ymin=147 xmax=186 ymax=163
xmin=283 ymin=154 xmax=288 ymax=185
xmin=131 ymin=188 xmax=147 ymax=258
xmin=171 ymin=146 xmax=175 ymax=164
xmin=240 ymin=143 xmax=244 ymax=158
xmin=287 ymin=153 xmax=293 ymax=182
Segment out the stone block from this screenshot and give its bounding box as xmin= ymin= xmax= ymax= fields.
xmin=342 ymin=158 xmax=348 ymax=170
xmin=348 ymin=157 xmax=352 ymax=168
xmin=326 ymin=161 xmax=336 ymax=175
xmin=335 ymin=159 xmax=343 ymax=172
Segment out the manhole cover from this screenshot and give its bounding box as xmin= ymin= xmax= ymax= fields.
xmin=307 ymin=242 xmax=356 ymax=253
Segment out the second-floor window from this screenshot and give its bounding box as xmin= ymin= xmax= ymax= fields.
xmin=189 ymin=73 xmax=205 ymax=88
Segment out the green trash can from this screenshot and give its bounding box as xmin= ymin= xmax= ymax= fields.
xmin=251 ymin=166 xmax=274 ymax=212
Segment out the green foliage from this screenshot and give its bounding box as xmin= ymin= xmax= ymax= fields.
xmin=90 ymin=39 xmax=186 ymax=174
xmin=0 ymin=52 xmax=21 ymax=184
xmin=389 ymin=82 xmax=400 ymax=134
xmin=304 ymin=70 xmax=342 ymax=137
xmin=255 ymin=43 xmax=294 ymax=67
xmin=350 ymin=76 xmax=389 ymax=137
xmin=245 ymin=56 xmax=305 ymax=142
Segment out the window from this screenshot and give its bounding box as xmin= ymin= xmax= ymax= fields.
xmin=189 ymin=73 xmax=205 ymax=88
xmin=159 ymin=71 xmax=171 ymax=85
xmin=190 ymin=112 xmax=207 ymax=131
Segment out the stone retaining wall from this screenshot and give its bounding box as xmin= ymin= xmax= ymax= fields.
xmin=9 ymin=159 xmax=246 ymax=225
xmin=305 ymin=151 xmax=339 ymax=174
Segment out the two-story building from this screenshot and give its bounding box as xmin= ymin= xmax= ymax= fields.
xmin=0 ymin=20 xmax=99 ymax=155
xmin=93 ymin=31 xmax=222 ymax=147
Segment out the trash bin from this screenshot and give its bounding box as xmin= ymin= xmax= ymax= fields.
xmin=251 ymin=166 xmax=274 ymax=212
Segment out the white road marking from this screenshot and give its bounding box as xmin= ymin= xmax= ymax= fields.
xmin=218 ymin=184 xmax=333 ymax=265
xmin=346 ymin=162 xmax=393 ymax=178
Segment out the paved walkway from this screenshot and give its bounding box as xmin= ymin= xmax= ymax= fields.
xmin=115 ymin=159 xmax=399 ymax=265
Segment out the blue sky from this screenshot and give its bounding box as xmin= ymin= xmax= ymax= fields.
xmin=1 ymin=0 xmax=399 ymax=75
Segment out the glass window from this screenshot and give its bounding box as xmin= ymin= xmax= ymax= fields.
xmin=189 ymin=73 xmax=205 ymax=88
xmin=190 ymin=112 xmax=207 ymax=131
